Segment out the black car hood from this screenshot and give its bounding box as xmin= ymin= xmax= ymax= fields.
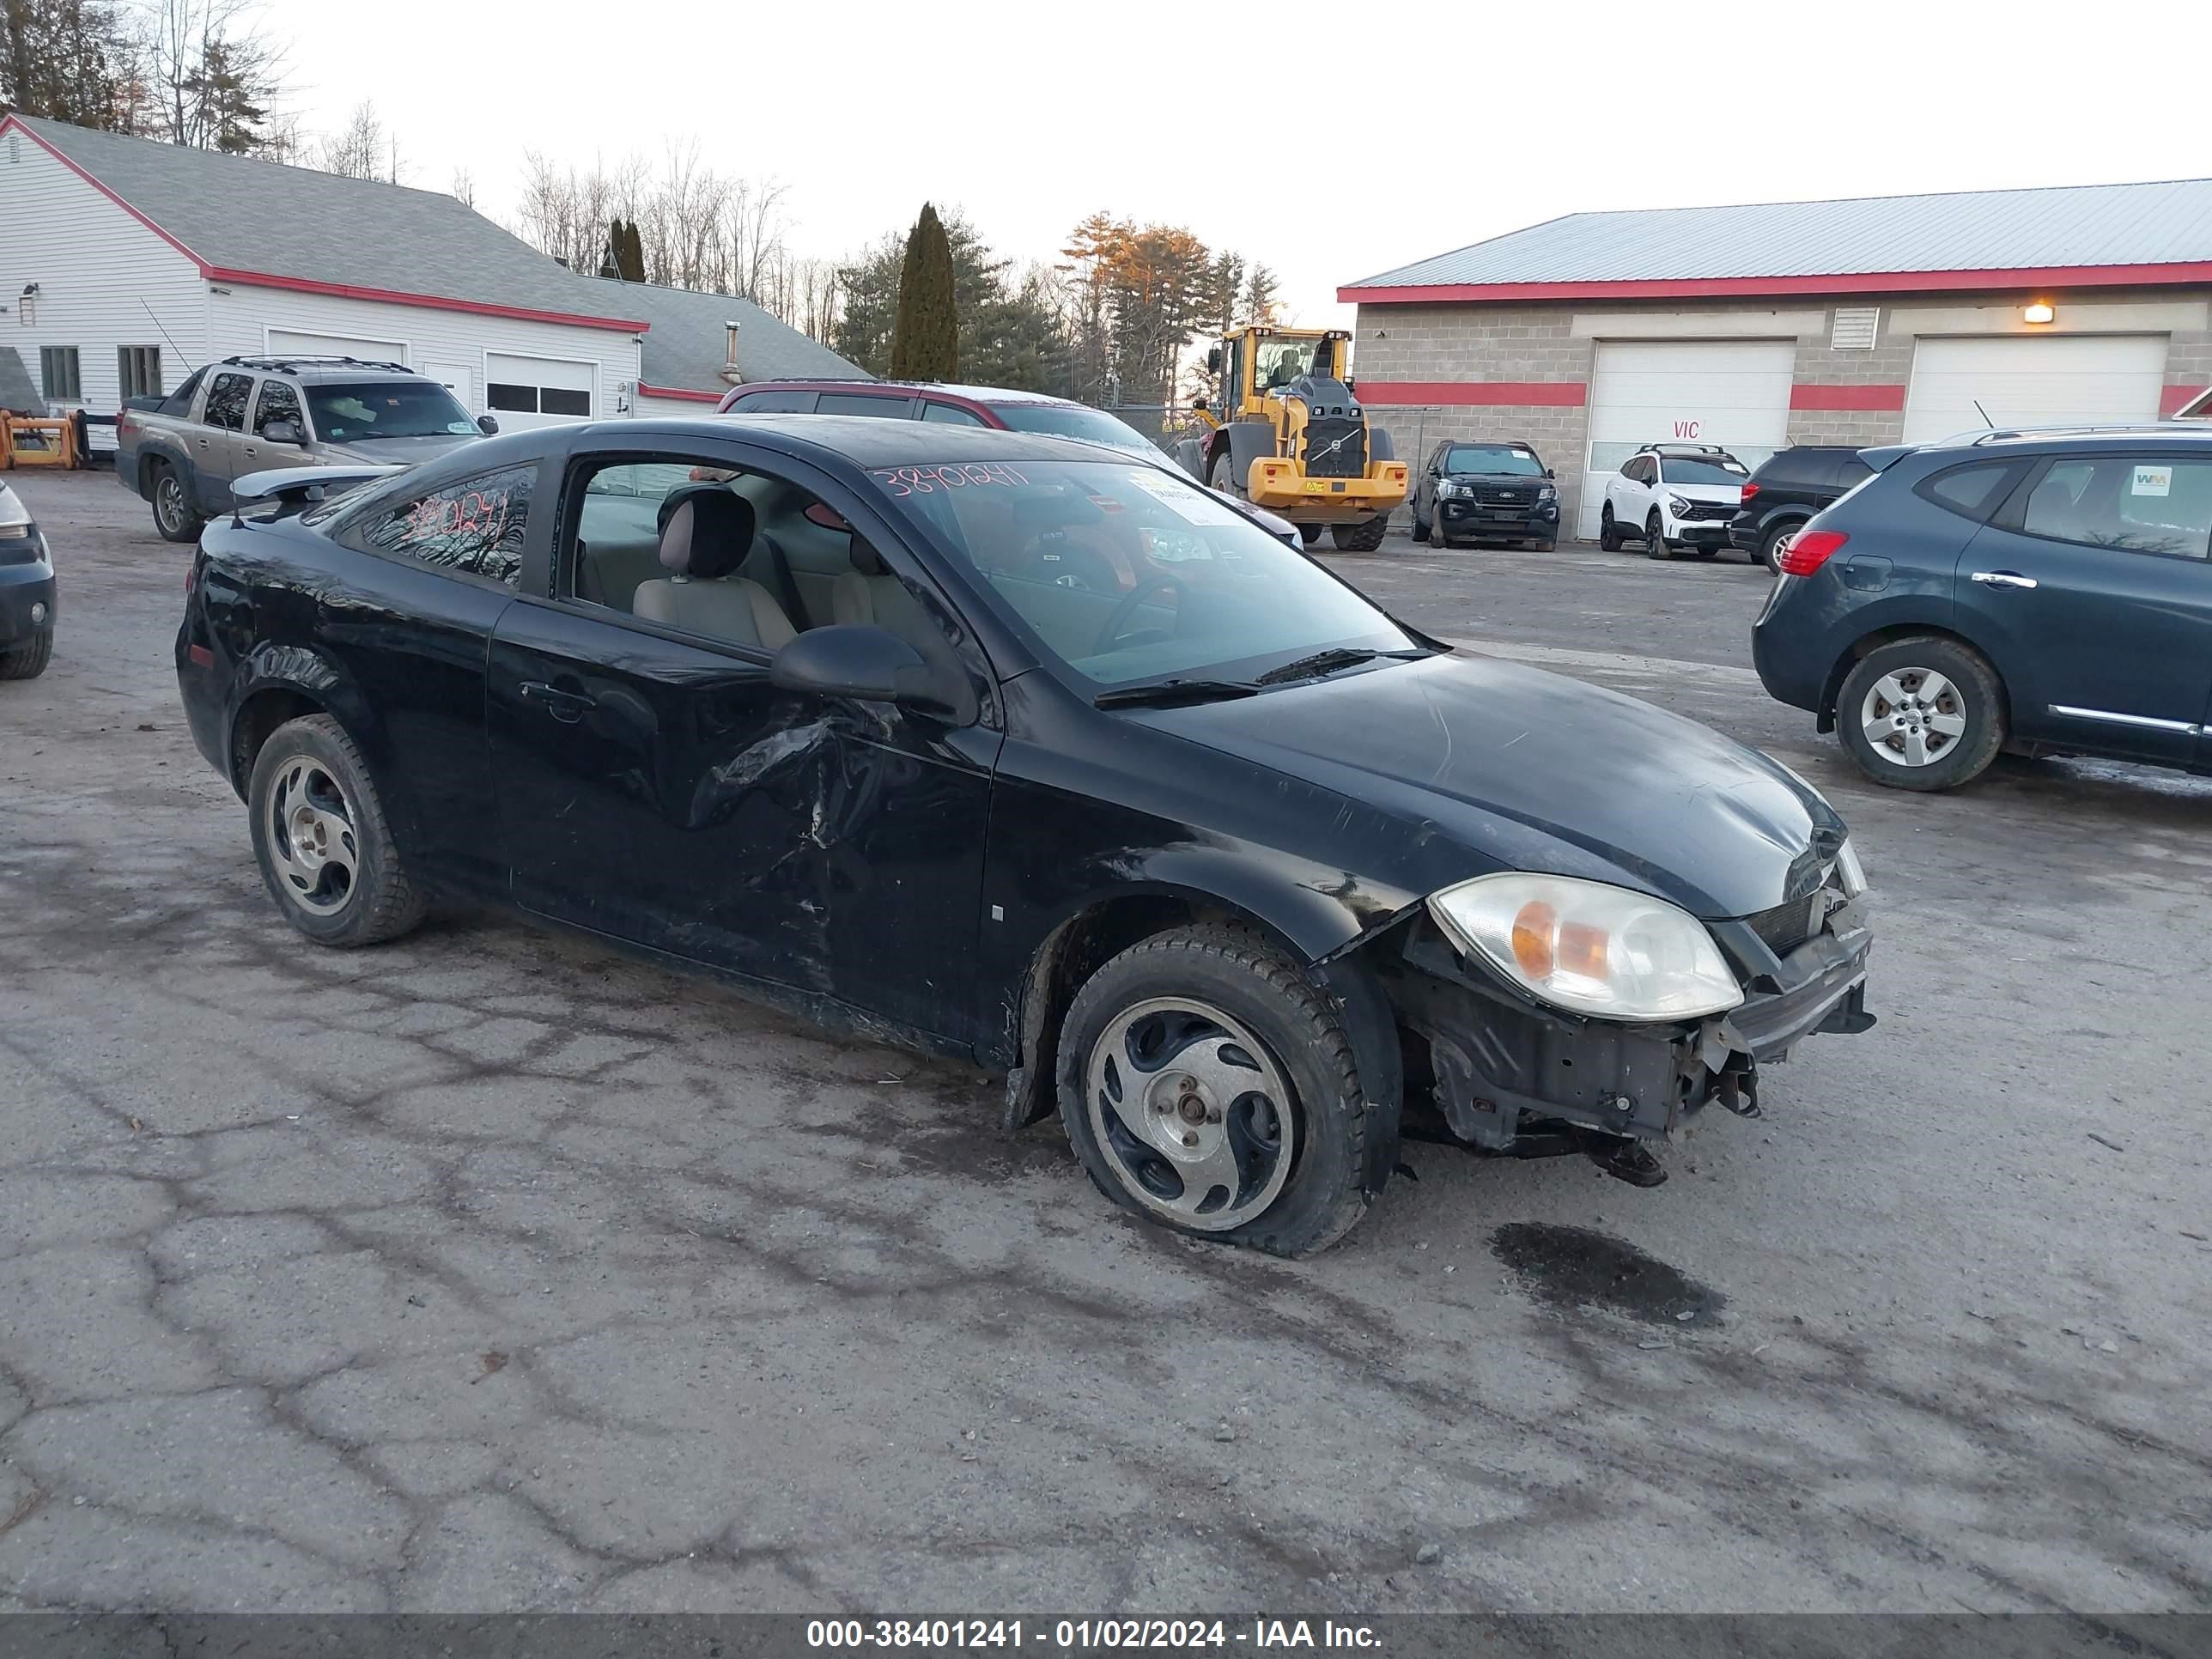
xmin=1446 ymin=471 xmax=1546 ymax=484
xmin=1136 ymin=653 xmax=1845 ymax=920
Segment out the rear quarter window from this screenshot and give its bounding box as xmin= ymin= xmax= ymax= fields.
xmin=356 ymin=463 xmax=535 ymax=586
xmin=1916 ymin=461 xmax=2018 ymax=522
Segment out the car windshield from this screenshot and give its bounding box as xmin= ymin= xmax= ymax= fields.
xmin=307 ymin=382 xmax=477 ymax=443
xmin=1660 ymin=456 xmax=1747 ymax=485
xmin=989 ymin=404 xmax=1159 ymax=454
xmin=866 ymin=459 xmax=1419 ymax=690
xmin=1444 ymin=445 xmax=1542 ymax=476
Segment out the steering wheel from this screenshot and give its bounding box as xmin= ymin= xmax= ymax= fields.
xmin=1095 ymin=574 xmax=1187 ymax=655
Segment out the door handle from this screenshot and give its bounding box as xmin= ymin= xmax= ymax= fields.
xmin=1970 ymin=570 xmax=2039 ymax=590
xmin=518 ymin=680 xmax=597 ymax=722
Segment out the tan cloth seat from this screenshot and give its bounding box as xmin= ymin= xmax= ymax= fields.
xmin=633 ymin=487 xmax=796 ymax=651
xmin=830 ymin=537 xmax=938 ymax=653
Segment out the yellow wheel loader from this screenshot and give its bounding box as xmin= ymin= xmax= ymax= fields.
xmin=1172 ymin=327 xmax=1407 ymax=551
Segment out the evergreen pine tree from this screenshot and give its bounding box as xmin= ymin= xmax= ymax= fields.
xmin=890 ymin=204 xmax=957 ymax=380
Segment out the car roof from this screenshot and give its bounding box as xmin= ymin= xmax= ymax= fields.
xmin=728 ymin=379 xmax=1083 ymax=410
xmin=619 ymin=413 xmax=1147 ymax=467
xmin=216 ymin=356 xmax=418 ymax=383
xmin=1921 ymin=422 xmax=2212 ymax=451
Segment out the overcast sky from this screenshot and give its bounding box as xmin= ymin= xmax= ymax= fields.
xmin=279 ymin=0 xmax=2208 ymax=326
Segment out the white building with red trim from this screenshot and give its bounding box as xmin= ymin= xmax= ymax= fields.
xmin=1340 ymin=179 xmax=2212 ymax=540
xmin=0 ymin=113 xmax=860 ymax=437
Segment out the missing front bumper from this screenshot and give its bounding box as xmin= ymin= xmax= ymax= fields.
xmin=1383 ymin=913 xmax=1874 ymax=1158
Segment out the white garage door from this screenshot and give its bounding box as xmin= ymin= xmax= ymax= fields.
xmin=485 ymin=354 xmax=595 ymax=430
xmin=1902 ymin=335 xmax=2167 ymax=445
xmin=1580 ymin=340 xmax=1795 ymax=539
xmin=266 ymin=329 xmax=408 ymax=367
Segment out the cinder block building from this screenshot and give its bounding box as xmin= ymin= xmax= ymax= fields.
xmin=1340 ymin=179 xmax=2212 ymax=540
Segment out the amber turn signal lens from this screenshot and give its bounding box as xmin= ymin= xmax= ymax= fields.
xmin=1557 ymin=921 xmax=1610 ymax=981
xmin=1510 ymin=901 xmax=1556 ymax=978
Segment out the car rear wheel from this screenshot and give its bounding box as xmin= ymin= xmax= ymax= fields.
xmin=1758 ymin=518 xmax=1803 ymax=571
xmin=1056 ymin=925 xmax=1373 ymax=1257
xmin=1837 ymin=637 xmax=2006 ymax=791
xmin=1599 ymin=505 xmax=1623 ymax=551
xmin=1297 ymin=523 xmax=1323 ymax=546
xmin=1644 ymin=512 xmax=1673 ymax=559
xmin=0 ymin=625 xmax=52 ymax=680
xmin=1411 ymin=505 xmax=1431 ymax=544
xmin=247 ymin=713 xmax=426 ymax=945
xmin=151 ymin=462 xmax=204 ymax=544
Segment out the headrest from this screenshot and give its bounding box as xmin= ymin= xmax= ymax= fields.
xmin=849 ymin=536 xmax=885 ymax=577
xmin=656 ymin=486 xmax=755 ymax=580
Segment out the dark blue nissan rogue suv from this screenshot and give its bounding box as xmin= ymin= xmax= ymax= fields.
xmin=1753 ymin=425 xmax=2212 ymax=791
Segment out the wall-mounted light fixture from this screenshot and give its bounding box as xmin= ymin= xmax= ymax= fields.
xmin=2022 ymin=301 xmax=2056 ymax=325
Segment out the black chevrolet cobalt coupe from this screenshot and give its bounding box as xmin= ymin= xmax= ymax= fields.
xmin=178 ymin=417 xmax=1875 ymax=1255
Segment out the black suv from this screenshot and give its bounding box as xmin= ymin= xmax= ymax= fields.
xmin=1410 ymin=440 xmax=1559 ymax=550
xmin=1729 ymin=446 xmax=1873 ymax=569
xmin=1753 ymin=425 xmax=2212 ymax=791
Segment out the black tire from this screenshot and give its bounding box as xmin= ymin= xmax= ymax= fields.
xmin=1758 ymin=518 xmax=1804 ymax=572
xmin=1410 ymin=506 xmax=1431 ymax=544
xmin=246 ymin=713 xmax=427 ymax=946
xmin=1835 ymin=636 xmax=2007 ymax=792
xmin=1599 ymin=505 xmax=1622 ymax=552
xmin=1644 ymin=512 xmax=1673 ymax=560
xmin=1297 ymin=523 xmax=1324 ymax=546
xmin=149 ymin=460 xmax=203 ymax=544
xmin=1207 ymin=448 xmax=1241 ymax=500
xmin=1331 ymin=517 xmax=1389 ymax=552
xmin=0 ymin=626 xmax=52 ymax=680
xmin=1056 ymin=924 xmax=1374 ymax=1258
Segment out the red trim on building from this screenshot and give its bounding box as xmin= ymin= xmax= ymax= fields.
xmin=206 ymin=269 xmax=648 ymax=333
xmin=1358 ymin=380 xmax=1588 ymax=407
xmin=1790 ymin=383 xmax=1907 ymax=412
xmin=3 ymin=114 xmax=210 ymax=270
xmin=1340 ymin=262 xmax=2212 ymax=306
xmin=635 ymin=380 xmax=724 ymax=404
xmin=2158 ymin=384 xmax=2205 ymax=417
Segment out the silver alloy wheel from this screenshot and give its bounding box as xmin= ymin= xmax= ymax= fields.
xmin=156 ymin=473 xmax=187 ymax=534
xmin=1085 ymin=996 xmax=1296 ymax=1231
xmin=1859 ymin=667 xmax=1968 ymax=768
xmin=266 ymin=756 xmax=361 ymax=915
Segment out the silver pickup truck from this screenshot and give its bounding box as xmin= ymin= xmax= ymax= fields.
xmin=117 ymin=356 xmax=496 ymax=542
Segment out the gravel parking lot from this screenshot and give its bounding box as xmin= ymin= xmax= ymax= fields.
xmin=2 ymin=468 xmax=2208 ymax=1616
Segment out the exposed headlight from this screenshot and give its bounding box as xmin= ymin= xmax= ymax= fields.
xmin=1537 ymin=484 xmax=1557 ymax=501
xmin=1437 ymin=481 xmax=1464 ymax=499
xmin=1833 ymin=839 xmax=1869 ymax=897
xmin=0 ymin=485 xmax=30 ymax=533
xmin=1668 ymin=495 xmax=1692 ymax=515
xmin=1427 ymin=872 xmax=1742 ymax=1021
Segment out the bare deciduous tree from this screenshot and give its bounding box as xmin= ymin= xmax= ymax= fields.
xmin=138 ymin=0 xmax=285 ymax=153
xmin=511 ymin=143 xmax=793 ymax=302
xmin=313 ymin=98 xmax=384 ymax=181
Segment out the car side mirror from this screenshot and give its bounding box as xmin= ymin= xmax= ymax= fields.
xmin=477 ymin=414 xmax=499 ymax=435
xmin=260 ymin=419 xmax=304 ymax=445
xmin=1544 ymin=467 xmax=1555 ymax=479
xmin=771 ymin=624 xmax=971 ymax=720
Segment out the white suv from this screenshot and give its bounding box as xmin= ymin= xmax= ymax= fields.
xmin=1600 ymin=445 xmax=1750 ymax=560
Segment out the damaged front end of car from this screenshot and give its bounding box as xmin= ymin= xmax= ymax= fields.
xmin=1359 ymin=853 xmax=1875 ymax=1187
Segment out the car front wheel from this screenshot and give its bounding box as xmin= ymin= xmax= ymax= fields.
xmin=1056 ymin=925 xmax=1373 ymax=1257
xmin=1836 ymin=637 xmax=2007 ymax=791
xmin=246 ymin=713 xmax=426 ymax=945
xmin=1644 ymin=512 xmax=1673 ymax=559
xmin=1600 ymin=505 xmax=1622 ymax=551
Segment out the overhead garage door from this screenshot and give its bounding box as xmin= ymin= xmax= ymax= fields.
xmin=485 ymin=354 xmax=595 ymax=430
xmin=1580 ymin=340 xmax=1795 ymax=539
xmin=266 ymin=329 xmax=408 ymax=367
xmin=1902 ymin=335 xmax=2166 ymax=445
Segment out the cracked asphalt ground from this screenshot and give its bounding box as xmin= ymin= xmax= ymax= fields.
xmin=3 ymin=469 xmax=2209 ymax=1616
